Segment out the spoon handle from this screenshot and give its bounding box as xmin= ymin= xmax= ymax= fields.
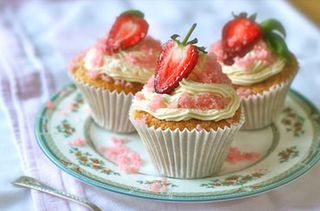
xmin=13 ymin=176 xmax=101 ymax=211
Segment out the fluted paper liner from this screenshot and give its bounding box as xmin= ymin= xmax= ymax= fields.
xmin=129 ymin=110 xmax=245 ymax=179
xmin=72 ymin=77 xmax=135 ymax=133
xmin=241 ymin=76 xmax=295 ymax=130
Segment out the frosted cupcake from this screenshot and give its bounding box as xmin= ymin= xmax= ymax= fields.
xmin=129 ymin=24 xmax=245 ymax=179
xmin=69 ymin=10 xmax=161 ymax=133
xmin=211 ymin=13 xmax=298 ymax=130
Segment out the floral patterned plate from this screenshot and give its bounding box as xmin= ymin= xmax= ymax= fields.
xmin=35 ymin=84 xmax=320 ymax=202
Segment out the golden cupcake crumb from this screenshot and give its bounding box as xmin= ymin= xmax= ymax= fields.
xmin=132 ymin=108 xmax=242 ymax=131
xmin=72 ymin=67 xmax=143 ymax=94
xmin=234 ymin=55 xmax=298 ymax=94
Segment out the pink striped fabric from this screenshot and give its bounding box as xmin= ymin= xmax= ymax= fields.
xmin=0 ymin=6 xmax=87 ymax=211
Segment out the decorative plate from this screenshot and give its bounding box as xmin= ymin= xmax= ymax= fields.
xmin=35 ymin=84 xmax=320 ymax=202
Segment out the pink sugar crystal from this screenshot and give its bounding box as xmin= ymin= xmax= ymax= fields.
xmin=68 ymin=51 xmax=87 ymax=73
xmin=68 ymin=137 xmax=86 ymax=147
xmin=103 ymin=144 xmax=142 ymax=174
xmin=210 ymin=40 xmax=275 ymax=69
xmin=124 ymin=37 xmax=161 ymax=69
xmin=188 ymin=53 xmax=231 ymax=84
xmin=210 ymin=41 xmax=224 ymax=62
xmin=46 ymin=101 xmax=55 ymax=110
xmin=94 ymin=37 xmax=109 ymax=53
xmin=195 ymin=124 xmax=204 ymax=131
xmin=145 ymin=76 xmax=155 ymax=91
xmin=111 ymin=136 xmax=128 ymax=146
xmin=88 ymin=70 xmax=100 ymax=79
xmin=134 ymin=116 xmax=146 ymax=127
xmin=177 ymin=93 xmax=230 ymax=110
xmin=149 ymin=94 xmax=167 ymax=112
xmin=125 ymin=82 xmax=134 ymax=88
xmin=226 ymin=147 xmax=260 ymax=164
xmin=101 ymin=74 xmax=113 ymax=83
xmin=89 ymin=49 xmax=104 ymax=69
xmin=236 ymin=87 xmax=254 ymax=99
xmin=135 ymin=92 xmax=145 ymax=101
xmin=149 ymin=179 xmax=168 ymax=193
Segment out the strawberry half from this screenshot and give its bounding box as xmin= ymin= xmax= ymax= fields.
xmin=154 ymin=24 xmax=205 ymax=94
xmin=222 ymin=13 xmax=262 ymax=65
xmin=106 ymin=10 xmax=148 ymax=53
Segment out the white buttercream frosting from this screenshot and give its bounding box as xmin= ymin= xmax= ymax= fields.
xmin=131 ymin=79 xmax=240 ymax=121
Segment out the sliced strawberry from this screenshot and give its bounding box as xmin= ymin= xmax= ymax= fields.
xmin=106 ymin=10 xmax=148 ymax=52
xmin=155 ymin=41 xmax=198 ymax=94
xmin=222 ymin=14 xmax=262 ymax=65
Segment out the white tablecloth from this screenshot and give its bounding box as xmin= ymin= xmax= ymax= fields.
xmin=1 ymin=0 xmax=320 ymax=210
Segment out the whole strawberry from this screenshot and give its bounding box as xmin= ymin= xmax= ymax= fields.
xmin=221 ymin=12 xmax=290 ymax=65
xmin=154 ymin=24 xmax=206 ymax=94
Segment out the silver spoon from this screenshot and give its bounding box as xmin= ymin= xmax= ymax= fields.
xmin=12 ymin=176 xmax=102 ymax=211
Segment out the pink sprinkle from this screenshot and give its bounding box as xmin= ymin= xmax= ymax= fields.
xmin=177 ymin=93 xmax=230 ymax=110
xmin=124 ymin=36 xmax=161 ymax=69
xmin=68 ymin=50 xmax=87 ymax=73
xmin=111 ymin=136 xmax=128 ymax=146
xmin=210 ymin=41 xmax=224 ymax=62
xmin=135 ymin=117 xmax=146 ymax=127
xmin=149 ymin=178 xmax=168 ymax=193
xmin=68 ymin=137 xmax=86 ymax=147
xmin=125 ymin=82 xmax=134 ymax=88
xmin=46 ymin=101 xmax=55 ymax=110
xmin=135 ymin=92 xmax=145 ymax=101
xmin=94 ymin=37 xmax=109 ymax=53
xmin=195 ymin=124 xmax=204 ymax=131
xmin=103 ymin=145 xmax=142 ymax=174
xmin=101 ymin=74 xmax=113 ymax=83
xmin=188 ymin=53 xmax=231 ymax=84
xmin=87 ymin=70 xmax=100 ymax=79
xmin=100 ymin=137 xmax=142 ymax=174
xmin=226 ymin=147 xmax=260 ymax=164
xmin=236 ymin=87 xmax=254 ymax=99
xmin=149 ymin=94 xmax=167 ymax=112
xmin=145 ymin=76 xmax=155 ymax=91
xmin=150 ymin=182 xmax=162 ymax=192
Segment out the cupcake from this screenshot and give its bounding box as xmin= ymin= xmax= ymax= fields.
xmin=211 ymin=13 xmax=298 ymax=130
xmin=68 ymin=10 xmax=161 ymax=133
xmin=129 ymin=24 xmax=245 ymax=179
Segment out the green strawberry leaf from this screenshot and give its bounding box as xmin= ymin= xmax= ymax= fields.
xmin=120 ymin=10 xmax=145 ymax=18
xmin=260 ymin=19 xmax=286 ymax=38
xmin=249 ymin=13 xmax=257 ymax=21
xmin=265 ymin=32 xmax=291 ymax=62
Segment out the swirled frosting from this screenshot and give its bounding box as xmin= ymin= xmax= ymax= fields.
xmin=131 ymin=53 xmax=240 ymax=121
xmin=211 ymin=40 xmax=286 ymax=85
xmin=83 ymin=36 xmax=161 ymax=84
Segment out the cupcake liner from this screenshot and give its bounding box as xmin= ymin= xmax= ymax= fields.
xmin=72 ymin=76 xmax=135 ymax=133
xmin=129 ymin=110 xmax=245 ymax=179
xmin=241 ymin=76 xmax=295 ymax=130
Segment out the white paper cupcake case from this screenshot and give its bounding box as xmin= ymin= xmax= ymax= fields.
xmin=241 ymin=76 xmax=295 ymax=130
xmin=72 ymin=77 xmax=135 ymax=133
xmin=130 ymin=110 xmax=245 ymax=179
